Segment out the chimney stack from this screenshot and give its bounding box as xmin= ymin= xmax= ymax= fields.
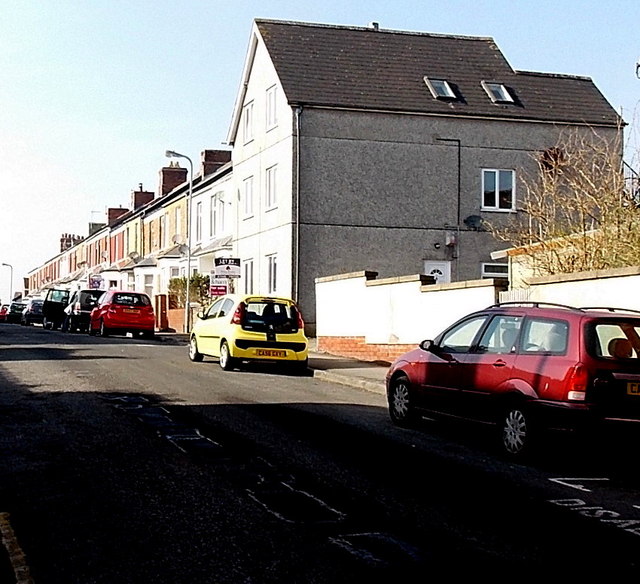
xmin=159 ymin=162 xmax=188 ymax=196
xmin=201 ymin=149 xmax=231 ymax=176
xmin=132 ymin=183 xmax=154 ymax=210
xmin=60 ymin=233 xmax=83 ymax=252
xmin=107 ymin=207 xmax=129 ymax=226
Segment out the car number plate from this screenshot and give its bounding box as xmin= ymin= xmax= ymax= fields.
xmin=124 ymin=309 xmax=139 ymax=314
xmin=627 ymin=382 xmax=640 ymax=396
xmin=255 ymin=349 xmax=286 ymax=358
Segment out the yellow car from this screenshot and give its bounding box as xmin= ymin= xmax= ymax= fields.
xmin=189 ymin=294 xmax=309 ymax=372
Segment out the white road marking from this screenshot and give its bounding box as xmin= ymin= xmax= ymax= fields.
xmin=549 ymin=477 xmax=609 ymax=492
xmin=0 ymin=512 xmax=34 ymax=584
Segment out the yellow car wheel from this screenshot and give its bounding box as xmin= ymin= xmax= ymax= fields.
xmin=219 ymin=341 xmax=237 ymax=371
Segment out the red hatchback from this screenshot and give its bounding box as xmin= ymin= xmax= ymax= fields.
xmin=89 ymin=291 xmax=155 ymax=339
xmin=386 ymin=302 xmax=640 ymax=457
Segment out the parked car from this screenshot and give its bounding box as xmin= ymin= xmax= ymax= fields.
xmin=42 ymin=288 xmax=71 ymax=330
xmin=88 ymin=290 xmax=155 ymax=338
xmin=21 ymin=298 xmax=44 ymax=326
xmin=0 ymin=304 xmax=9 ymax=322
xmin=189 ymin=294 xmax=308 ymax=372
xmin=63 ymin=289 xmax=104 ymax=332
xmin=6 ymin=300 xmax=28 ymax=323
xmin=386 ymin=302 xmax=640 ymax=457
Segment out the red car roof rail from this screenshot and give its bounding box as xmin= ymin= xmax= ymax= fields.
xmin=489 ymin=301 xmax=583 ymax=311
xmin=579 ymin=306 xmax=640 ymax=315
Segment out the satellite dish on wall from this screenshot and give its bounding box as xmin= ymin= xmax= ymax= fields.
xmin=172 ymin=234 xmax=185 ymax=245
xmin=128 ymin=251 xmax=140 ymax=261
xmin=464 ymin=215 xmax=484 ymax=231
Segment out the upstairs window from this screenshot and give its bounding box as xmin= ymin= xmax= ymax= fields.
xmin=242 ymin=101 xmax=254 ymax=144
xmin=423 ymin=77 xmax=457 ymax=100
xmin=265 ymin=164 xmax=277 ymax=209
xmin=195 ymin=201 xmax=203 ymax=242
xmin=210 ymin=192 xmax=225 ymax=237
xmin=482 ymin=169 xmax=515 ymax=211
xmin=266 ymin=85 xmax=277 ymax=130
xmin=482 ymin=81 xmax=514 ymax=104
xmin=243 ymin=176 xmax=254 ymax=217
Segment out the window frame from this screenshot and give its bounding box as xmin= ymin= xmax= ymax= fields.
xmin=266 ymin=85 xmax=277 ymax=130
xmin=481 ymin=262 xmax=509 ymax=279
xmin=210 ymin=192 xmax=225 ymax=237
xmin=243 ymin=258 xmax=254 ymax=295
xmin=423 ymin=76 xmax=457 ymax=100
xmin=481 ymin=81 xmax=514 ymax=104
xmin=243 ymin=176 xmax=254 ymax=218
xmin=482 ymin=168 xmax=516 ymax=212
xmin=267 ymin=254 xmax=277 ymax=294
xmin=242 ymin=100 xmax=254 ymax=144
xmin=195 ymin=201 xmax=203 ymax=242
xmin=265 ymin=164 xmax=277 ymax=210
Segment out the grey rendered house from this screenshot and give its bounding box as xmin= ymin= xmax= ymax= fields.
xmin=226 ymin=19 xmax=621 ymax=333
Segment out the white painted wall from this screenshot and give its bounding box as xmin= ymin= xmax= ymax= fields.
xmin=231 ymin=31 xmax=295 ymax=298
xmin=525 ymin=267 xmax=640 ymax=311
xmin=315 ymin=266 xmax=640 ymax=348
xmin=316 ymin=272 xmax=503 ymax=344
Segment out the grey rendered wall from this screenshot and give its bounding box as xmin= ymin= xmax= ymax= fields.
xmin=295 ymin=107 xmax=619 ymax=330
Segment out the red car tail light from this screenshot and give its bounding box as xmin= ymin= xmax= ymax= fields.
xmin=296 ymin=308 xmax=305 ymax=330
xmin=231 ymin=302 xmax=246 ymax=325
xmin=566 ymin=363 xmax=588 ymax=401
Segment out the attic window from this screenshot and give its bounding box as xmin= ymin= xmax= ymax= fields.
xmin=423 ymin=77 xmax=457 ymax=100
xmin=482 ymin=81 xmax=514 ymax=104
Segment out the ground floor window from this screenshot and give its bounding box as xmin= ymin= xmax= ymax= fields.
xmin=144 ymin=275 xmax=154 ymax=299
xmin=267 ymin=254 xmax=277 ymax=294
xmin=243 ymin=259 xmax=254 ymax=294
xmin=481 ymin=263 xmax=509 ymax=279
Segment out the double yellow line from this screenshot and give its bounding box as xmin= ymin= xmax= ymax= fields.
xmin=0 ymin=513 xmax=33 ymax=584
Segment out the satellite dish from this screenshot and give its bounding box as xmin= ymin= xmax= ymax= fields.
xmin=128 ymin=251 xmax=140 ymax=261
xmin=172 ymin=234 xmax=185 ymax=245
xmin=464 ymin=215 xmax=484 ymax=230
xmin=178 ymin=244 xmax=189 ymax=256
xmin=101 ymin=251 xmax=108 ymax=259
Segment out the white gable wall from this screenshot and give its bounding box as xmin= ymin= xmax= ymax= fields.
xmin=231 ymin=31 xmax=295 ymax=298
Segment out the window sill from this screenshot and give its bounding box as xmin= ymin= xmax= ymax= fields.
xmin=481 ymin=207 xmax=516 ymax=213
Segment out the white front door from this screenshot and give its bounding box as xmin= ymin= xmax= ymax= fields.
xmin=424 ymin=261 xmax=451 ymax=284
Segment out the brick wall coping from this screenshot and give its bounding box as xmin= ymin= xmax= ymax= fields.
xmin=420 ymin=277 xmax=508 ymax=293
xmin=315 ymin=270 xmax=378 ymax=284
xmin=367 ymin=274 xmax=435 ymax=287
xmin=528 ymin=265 xmax=640 ymax=286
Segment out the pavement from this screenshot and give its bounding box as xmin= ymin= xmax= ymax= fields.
xmin=156 ymin=332 xmax=389 ymax=395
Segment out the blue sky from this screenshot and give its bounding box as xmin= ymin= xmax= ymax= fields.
xmin=1 ymin=0 xmax=639 ymax=301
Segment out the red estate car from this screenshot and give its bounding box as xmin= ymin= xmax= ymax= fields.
xmin=386 ymin=302 xmax=640 ymax=457
xmin=89 ymin=291 xmax=155 ymax=338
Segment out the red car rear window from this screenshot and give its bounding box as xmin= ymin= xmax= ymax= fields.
xmin=111 ymin=293 xmax=150 ymax=307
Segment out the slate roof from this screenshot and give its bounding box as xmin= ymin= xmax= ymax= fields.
xmin=255 ymin=19 xmax=620 ymax=126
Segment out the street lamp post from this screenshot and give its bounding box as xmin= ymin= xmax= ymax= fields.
xmin=1 ymin=263 xmax=13 ymax=301
xmin=165 ymin=150 xmax=194 ymax=333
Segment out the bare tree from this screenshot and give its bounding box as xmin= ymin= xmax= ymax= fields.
xmin=488 ymin=127 xmax=640 ymax=277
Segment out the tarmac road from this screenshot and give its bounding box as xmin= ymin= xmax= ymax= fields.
xmin=2 ymin=323 xmax=640 ymax=582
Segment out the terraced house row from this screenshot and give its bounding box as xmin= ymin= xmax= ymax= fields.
xmin=27 ymin=19 xmax=622 ymax=333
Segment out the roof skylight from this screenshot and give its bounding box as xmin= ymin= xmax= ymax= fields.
xmin=423 ymin=77 xmax=457 ymax=100
xmin=482 ymin=81 xmax=514 ymax=104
